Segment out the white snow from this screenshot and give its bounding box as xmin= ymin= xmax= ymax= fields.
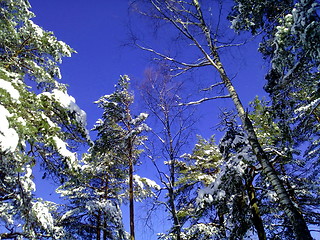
xmin=52 ymin=89 xmax=87 ymax=124
xmin=40 ymin=89 xmax=90 ymax=140
xmin=294 ymin=98 xmax=320 ymax=114
xmin=52 ymin=136 xmax=77 ymax=167
xmin=216 ymin=189 xmax=226 ymax=199
xmin=0 ymin=78 xmax=20 ymax=102
xmin=0 ymin=105 xmax=19 ymax=153
xmin=131 ymin=175 xmax=160 ymax=200
xmin=131 ymin=112 xmax=149 ymax=125
xmin=20 ymin=165 xmax=36 ymax=193
xmin=41 ymin=89 xmax=86 ymax=124
xmin=58 ymin=41 xmax=72 ymax=57
xmin=203 ymin=149 xmax=214 ymax=155
xmin=133 ymin=175 xmax=145 ymax=189
xmin=196 ymin=187 xmax=214 ymax=207
xmin=32 ymin=201 xmax=54 ymax=231
xmin=17 ymin=117 xmax=26 ymax=126
xmin=183 ymin=223 xmax=219 ymax=237
xmin=267 ymin=190 xmax=278 ymax=202
xmin=141 ymin=176 xmax=160 ymax=190
xmin=41 ymin=112 xmax=56 ymax=129
xmin=27 ymin=20 xmax=44 ymax=37
xmin=85 ymin=199 xmax=122 ymax=224
xmin=0 ymin=202 xmax=14 ymax=225
xmin=197 ymin=174 xmax=215 ymax=184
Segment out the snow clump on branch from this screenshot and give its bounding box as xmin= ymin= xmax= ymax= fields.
xmin=0 ymin=105 xmax=19 ymax=153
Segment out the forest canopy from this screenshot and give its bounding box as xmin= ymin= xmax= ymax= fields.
xmin=0 ymin=0 xmax=319 ymax=239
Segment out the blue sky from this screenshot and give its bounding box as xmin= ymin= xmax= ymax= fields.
xmin=29 ymin=1 xmax=268 ymax=239
xmin=29 ymin=1 xmax=146 ymax=129
xmin=29 ymin=0 xmax=267 ymax=136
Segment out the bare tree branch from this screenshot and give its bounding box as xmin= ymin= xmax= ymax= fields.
xmin=136 ymin=43 xmax=210 ymax=68
xmin=180 ymin=95 xmax=231 ymax=106
xmin=200 ymin=81 xmax=224 ymax=91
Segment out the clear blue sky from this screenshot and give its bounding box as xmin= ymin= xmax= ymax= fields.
xmin=29 ymin=0 xmax=267 ymax=136
xmin=29 ymin=1 xmax=268 ymax=239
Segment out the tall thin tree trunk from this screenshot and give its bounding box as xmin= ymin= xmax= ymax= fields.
xmin=129 ymin=160 xmax=135 ymax=240
xmin=214 ymin=59 xmax=312 ymax=240
xmin=96 ymin=212 xmax=101 ymax=240
xmin=102 ymin=219 xmax=107 ymax=240
xmin=245 ymin=168 xmax=266 ymax=240
xmin=166 ymin=117 xmax=182 ymax=240
xmin=168 ymin=185 xmax=181 ymax=240
xmin=103 ymin=176 xmax=109 ymax=240
xmin=216 ymin=58 xmax=311 ymax=239
xmin=192 ymin=2 xmax=312 ymax=237
xmin=129 ymin=143 xmax=135 ymax=240
xmin=124 ymin=103 xmax=135 ymax=240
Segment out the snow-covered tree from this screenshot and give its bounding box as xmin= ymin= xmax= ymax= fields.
xmin=249 ymin=97 xmax=320 ymax=238
xmin=58 ymin=75 xmax=156 ymax=240
xmin=57 ymin=150 xmax=128 ymax=240
xmin=0 ymin=0 xmax=89 ymax=238
xmin=93 ymin=75 xmax=152 ymax=240
xmin=175 ymin=127 xmax=266 ymax=240
xmin=231 ymin=0 xmax=320 ymax=236
xmin=171 ymin=136 xmax=223 ymax=240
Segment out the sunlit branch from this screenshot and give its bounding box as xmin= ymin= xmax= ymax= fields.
xmin=180 ymin=95 xmax=231 ymax=106
xmin=137 ymin=43 xmax=210 ymax=68
xmin=200 ymin=81 xmax=224 ymax=91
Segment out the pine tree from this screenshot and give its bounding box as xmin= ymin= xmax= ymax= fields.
xmin=58 ymin=75 xmax=156 ymax=240
xmin=0 ymin=0 xmax=89 ymax=238
xmin=173 ymin=136 xmax=224 ymax=240
xmin=57 ymin=150 xmax=128 ymax=240
xmin=95 ymin=75 xmax=149 ymax=240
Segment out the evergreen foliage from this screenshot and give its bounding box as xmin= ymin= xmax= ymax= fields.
xmin=58 ymin=75 xmax=157 ymax=240
xmin=1 ymin=0 xmax=319 ymax=239
xmin=0 ymin=0 xmax=89 ymax=238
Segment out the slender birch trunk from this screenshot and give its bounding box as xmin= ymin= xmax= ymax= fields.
xmin=192 ymin=1 xmax=312 ymax=238
xmin=215 ymin=60 xmax=312 ymax=240
xmin=141 ymin=1 xmax=312 ymax=238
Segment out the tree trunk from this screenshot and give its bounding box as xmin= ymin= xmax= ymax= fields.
xmin=125 ymin=104 xmax=135 ymax=240
xmin=103 ymin=176 xmax=109 ymax=240
xmin=245 ymin=168 xmax=266 ymax=240
xmin=168 ymin=184 xmax=181 ymax=240
xmin=218 ymin=208 xmax=226 ymax=238
xmin=96 ymin=212 xmax=101 ymax=240
xmin=129 ymin=146 xmax=135 ymax=240
xmin=167 ymin=117 xmax=182 ymax=240
xmin=195 ymin=2 xmax=311 ymax=232
xmin=214 ymin=58 xmax=312 ymax=240
xmin=143 ymin=1 xmax=312 ymax=238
